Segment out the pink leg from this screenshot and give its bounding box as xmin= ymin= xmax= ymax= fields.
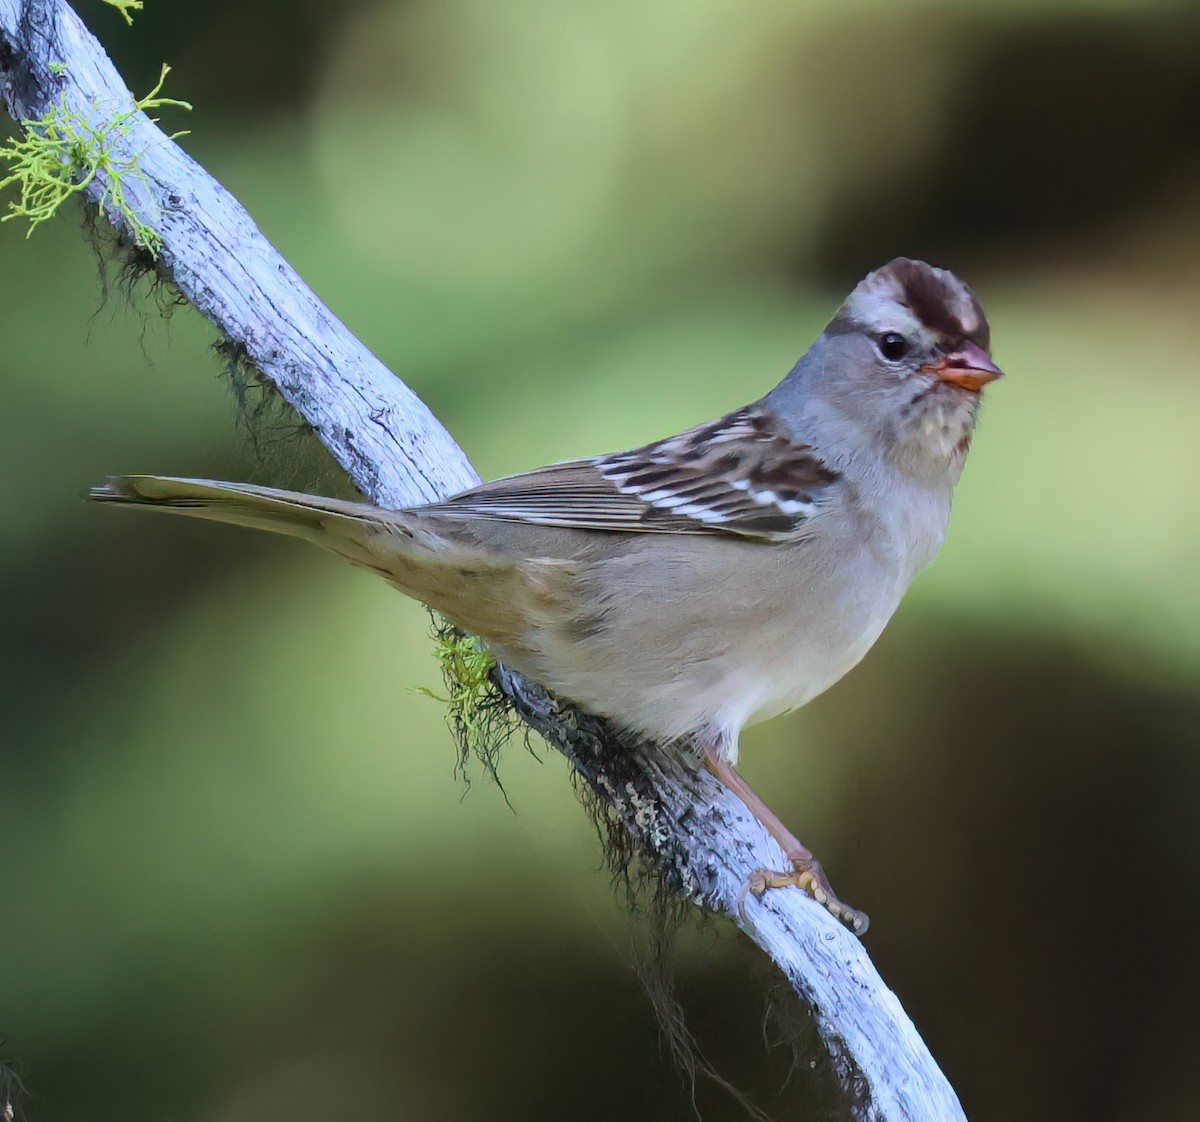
xmin=704 ymin=752 xmax=869 ymax=934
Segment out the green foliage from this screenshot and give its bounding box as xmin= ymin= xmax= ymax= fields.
xmin=418 ymin=618 xmax=521 ymax=784
xmin=422 ymin=627 xmax=496 ymax=710
xmin=103 ymin=0 xmax=144 ymax=26
xmin=0 ymin=63 xmax=190 ymax=254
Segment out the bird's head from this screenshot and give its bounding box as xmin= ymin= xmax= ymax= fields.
xmin=779 ymin=258 xmax=1002 ymax=481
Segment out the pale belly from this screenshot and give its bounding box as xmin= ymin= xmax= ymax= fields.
xmin=744 ymin=612 xmax=892 ymax=726
xmin=479 ymin=494 xmax=941 ymax=761
xmin=696 ymin=592 xmax=900 ymax=762
xmin=528 ymin=556 xmax=908 ymax=762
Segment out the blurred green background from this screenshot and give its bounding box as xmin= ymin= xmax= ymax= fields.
xmin=3 ymin=1 xmax=1200 ymax=1119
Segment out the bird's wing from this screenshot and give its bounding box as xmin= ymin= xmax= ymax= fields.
xmin=416 ymin=405 xmax=842 ymax=542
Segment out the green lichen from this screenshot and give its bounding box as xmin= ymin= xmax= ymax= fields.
xmin=418 ymin=617 xmax=521 ymax=787
xmin=103 ymin=0 xmax=144 ymax=26
xmin=421 ymin=628 xmax=496 ymax=710
xmin=0 ymin=63 xmax=190 ymax=254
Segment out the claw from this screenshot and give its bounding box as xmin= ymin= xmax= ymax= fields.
xmin=741 ymin=859 xmax=870 ymax=935
xmin=702 ymin=749 xmax=870 ymax=935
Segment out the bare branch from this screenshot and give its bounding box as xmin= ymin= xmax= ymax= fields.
xmin=0 ymin=3 xmax=966 ymax=1118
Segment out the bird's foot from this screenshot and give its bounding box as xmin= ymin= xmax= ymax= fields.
xmin=700 ymin=751 xmax=871 ymax=935
xmin=740 ymin=857 xmax=870 ymax=935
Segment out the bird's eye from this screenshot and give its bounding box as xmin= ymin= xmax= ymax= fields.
xmin=878 ymin=332 xmax=909 ymax=361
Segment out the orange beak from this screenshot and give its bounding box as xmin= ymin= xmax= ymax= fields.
xmin=921 ymin=342 xmax=1004 ymax=393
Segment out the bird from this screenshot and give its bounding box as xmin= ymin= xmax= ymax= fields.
xmin=90 ymin=257 xmax=1002 ymax=933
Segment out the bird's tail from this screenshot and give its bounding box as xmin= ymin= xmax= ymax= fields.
xmin=89 ymin=475 xmax=560 ymax=654
xmin=89 ymin=475 xmax=391 ymax=549
xmin=89 ymin=474 xmax=429 ymax=583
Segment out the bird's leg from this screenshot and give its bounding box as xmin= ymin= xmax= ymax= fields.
xmin=703 ymin=752 xmax=869 ymax=935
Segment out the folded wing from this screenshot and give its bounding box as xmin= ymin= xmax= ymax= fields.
xmin=418 ymin=405 xmax=840 ymax=542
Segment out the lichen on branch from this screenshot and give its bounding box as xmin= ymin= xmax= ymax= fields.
xmin=102 ymin=0 xmax=144 ymax=26
xmin=0 ymin=62 xmax=189 ymax=253
xmin=417 ymin=617 xmax=522 ymax=785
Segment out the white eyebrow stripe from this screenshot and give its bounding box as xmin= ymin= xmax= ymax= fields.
xmin=849 ymin=296 xmax=923 ymax=338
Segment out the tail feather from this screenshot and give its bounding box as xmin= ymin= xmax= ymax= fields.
xmin=89 ymin=475 xmax=388 ymax=544
xmin=89 ymin=475 xmax=567 ymax=656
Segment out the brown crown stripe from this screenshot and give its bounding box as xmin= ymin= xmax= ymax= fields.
xmin=826 ymin=260 xmax=991 ymax=352
xmin=889 ymin=259 xmax=990 ymax=350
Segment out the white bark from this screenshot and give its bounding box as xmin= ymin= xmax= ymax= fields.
xmin=0 ymin=3 xmax=966 ymax=1119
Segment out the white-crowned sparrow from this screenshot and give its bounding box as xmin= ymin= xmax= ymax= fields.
xmin=91 ymin=257 xmax=1002 ymax=932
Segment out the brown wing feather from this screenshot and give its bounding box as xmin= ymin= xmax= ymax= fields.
xmin=414 ymin=406 xmax=841 ymax=542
